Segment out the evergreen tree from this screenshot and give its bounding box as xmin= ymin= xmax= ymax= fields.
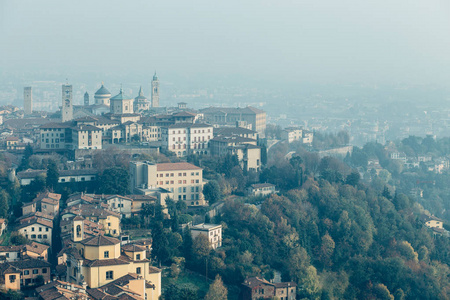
xmin=98 ymin=167 xmax=129 ymax=195
xmin=46 ymin=160 xmax=59 ymax=190
xmin=0 ymin=190 xmax=9 ymax=218
xmin=18 ymin=144 xmax=33 ymax=172
xmin=203 ymin=180 xmax=221 ymax=204
xmin=205 ymin=275 xmax=228 ymax=300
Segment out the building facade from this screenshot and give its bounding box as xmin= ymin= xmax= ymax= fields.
xmin=191 ymin=223 xmax=222 ymax=249
xmin=24 ymin=87 xmax=32 ymax=115
xmin=130 ymin=161 xmax=206 ymax=206
xmin=151 ymin=73 xmax=159 ymax=107
xmin=61 ymin=84 xmax=73 ymax=122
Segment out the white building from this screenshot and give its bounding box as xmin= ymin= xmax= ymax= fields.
xmin=191 ymin=223 xmax=222 ymax=249
xmin=162 ymin=123 xmax=213 ymax=157
xmin=17 ymin=218 xmax=53 ymax=246
xmin=130 ymin=161 xmax=206 ymax=206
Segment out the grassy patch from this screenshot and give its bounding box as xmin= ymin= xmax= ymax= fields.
xmin=162 ymin=268 xmax=240 ymax=299
xmin=0 ymin=231 xmax=11 ymax=246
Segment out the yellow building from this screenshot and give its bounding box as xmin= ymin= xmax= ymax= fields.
xmin=61 ymin=204 xmax=120 ymax=236
xmin=0 ymin=263 xmax=21 ymax=291
xmin=65 ymin=218 xmax=161 ymax=299
xmin=424 ymin=215 xmax=444 ymax=229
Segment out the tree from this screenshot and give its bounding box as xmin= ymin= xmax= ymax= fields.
xmin=192 ymin=234 xmax=211 ymax=262
xmin=203 ymin=181 xmax=221 ymax=204
xmin=98 ymin=167 xmax=129 ymax=195
xmin=34 ymin=275 xmax=45 ymax=286
xmin=261 ymin=144 xmax=268 ymax=166
xmin=205 ymin=275 xmax=228 ymax=300
xmin=18 ymin=144 xmax=33 ymax=172
xmin=10 ymin=232 xmax=29 ymax=245
xmin=0 ymin=190 xmax=9 ymax=218
xmin=46 ymin=160 xmax=59 ymax=190
xmin=345 ymin=171 xmax=360 ymax=187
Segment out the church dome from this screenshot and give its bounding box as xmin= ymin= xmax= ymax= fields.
xmin=95 ymin=84 xmax=111 ymax=96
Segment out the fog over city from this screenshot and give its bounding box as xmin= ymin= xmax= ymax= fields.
xmin=2 ymin=0 xmax=450 ymax=85
xmin=3 ymin=2 xmax=450 ymax=299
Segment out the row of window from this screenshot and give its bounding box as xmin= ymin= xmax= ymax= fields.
xmin=42 ymin=132 xmax=64 ymax=137
xmin=158 ymin=172 xmax=200 ymax=178
xmin=26 ymin=227 xmax=49 ymax=232
xmin=158 ymin=179 xmax=200 ymax=185
xmin=43 ymin=138 xmax=62 ymax=143
xmin=24 ymin=268 xmax=48 ymax=275
xmin=171 ymin=129 xmax=211 ymax=134
xmin=179 ymin=194 xmax=200 ymax=201
xmin=26 ymin=234 xmax=48 ymax=239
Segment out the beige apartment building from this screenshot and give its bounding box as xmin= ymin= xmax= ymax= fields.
xmin=71 ymin=124 xmax=102 ymax=150
xmin=130 ymin=161 xmax=206 ymax=206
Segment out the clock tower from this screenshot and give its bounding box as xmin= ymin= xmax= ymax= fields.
xmin=62 ymin=84 xmax=73 ymax=122
xmin=151 ymin=72 xmax=159 ymax=107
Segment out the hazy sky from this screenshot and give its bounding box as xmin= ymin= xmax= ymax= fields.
xmin=1 ymin=0 xmax=450 ymax=85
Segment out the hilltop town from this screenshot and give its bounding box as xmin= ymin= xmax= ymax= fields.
xmin=0 ymin=76 xmax=450 ymax=299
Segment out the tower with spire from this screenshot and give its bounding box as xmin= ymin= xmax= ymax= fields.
xmin=134 ymin=86 xmax=150 ymax=112
xmin=84 ymin=92 xmax=89 ymax=106
xmin=151 ymin=72 xmax=159 ymax=108
xmin=61 ymin=84 xmax=73 ymax=122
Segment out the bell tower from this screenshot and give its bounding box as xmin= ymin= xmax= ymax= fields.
xmin=84 ymin=92 xmax=89 ymax=106
xmin=151 ymin=72 xmax=159 ymax=107
xmin=62 ymin=84 xmax=73 ymax=122
xmin=72 ymin=216 xmax=84 ymax=242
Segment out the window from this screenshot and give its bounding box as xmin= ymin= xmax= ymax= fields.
xmin=31 ymin=227 xmax=35 ymax=232
xmin=46 ymin=228 xmax=49 ymax=232
xmin=33 ymin=269 xmax=38 ymax=274
xmin=24 ymin=270 xmax=29 ymax=275
xmin=9 ymin=275 xmax=16 ymax=283
xmin=42 ymin=268 xmax=47 ymax=274
xmin=104 ymin=251 xmax=109 ymax=258
xmin=43 ymin=235 xmax=48 ymax=239
xmin=106 ymin=271 xmax=114 ymax=280
xmin=136 ymin=254 xmax=141 ymax=260
xmin=31 ymin=234 xmax=36 ymax=239
xmin=136 ymin=267 xmax=141 ymax=274
xmin=38 ymin=235 xmax=42 ymax=239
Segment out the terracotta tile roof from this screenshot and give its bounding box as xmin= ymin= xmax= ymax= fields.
xmin=0 ymin=262 xmax=20 ymax=275
xmin=83 ymin=258 xmax=129 ymax=267
xmin=25 ymin=242 xmax=49 ymax=255
xmin=0 ymin=245 xmax=23 ymax=252
xmin=122 ymin=244 xmax=146 ymax=252
xmin=16 ymin=217 xmax=53 ymax=229
xmin=80 ymin=235 xmax=120 ymax=246
xmin=156 ymin=162 xmax=201 ymax=171
xmin=10 ymin=257 xmax=51 ymax=269
xmin=148 ymin=266 xmax=161 ymax=274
